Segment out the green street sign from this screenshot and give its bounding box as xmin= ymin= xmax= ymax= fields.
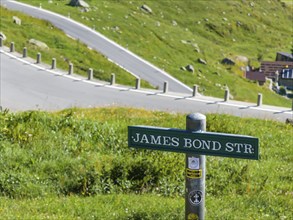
xmin=128 ymin=126 xmax=259 ymax=160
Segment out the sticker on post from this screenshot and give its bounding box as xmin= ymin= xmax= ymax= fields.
xmin=188 ymin=190 xmax=203 ymax=206
xmin=188 ymin=157 xmax=199 ymax=170
xmin=187 ymin=213 xmax=199 ymax=220
xmin=190 ymin=181 xmax=204 ymax=189
xmin=186 ymin=168 xmax=202 ymax=179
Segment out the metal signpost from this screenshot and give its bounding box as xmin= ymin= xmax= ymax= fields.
xmin=185 ymin=113 xmax=206 ymax=220
xmin=128 ymin=113 xmax=259 ymax=220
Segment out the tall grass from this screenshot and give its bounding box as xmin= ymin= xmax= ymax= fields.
xmin=0 ymin=107 xmax=292 ymax=219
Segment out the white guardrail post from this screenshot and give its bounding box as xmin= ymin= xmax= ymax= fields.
xmin=36 ymin=52 xmax=41 ymax=64
xmin=51 ymin=58 xmax=56 ymax=69
xmin=163 ymin=81 xmax=168 ymax=93
xmin=88 ymin=68 xmax=93 ymax=80
xmin=111 ymin=73 xmax=115 ymax=85
xmin=10 ymin=42 xmax=15 ymax=52
xmin=23 ymin=47 xmax=27 ymax=58
xmin=257 ymin=93 xmax=262 ymax=106
xmin=135 ymin=78 xmax=141 ymax=90
xmin=68 ymin=63 xmax=73 ymax=75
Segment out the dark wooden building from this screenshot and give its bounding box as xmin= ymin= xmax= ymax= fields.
xmin=260 ymin=61 xmax=293 ymax=78
xmin=244 ymin=71 xmax=266 ymax=85
xmin=279 ymin=69 xmax=293 ymax=90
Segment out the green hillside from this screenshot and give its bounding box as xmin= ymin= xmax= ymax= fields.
xmin=17 ymin=0 xmax=293 ymax=107
xmin=0 ymin=107 xmax=292 ymax=219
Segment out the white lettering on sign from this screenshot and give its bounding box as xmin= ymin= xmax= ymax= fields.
xmin=150 ymin=135 xmax=161 ymax=145
xmin=225 ymin=142 xmax=254 ymax=154
xmin=182 ymin=138 xmax=254 ymax=154
xmin=131 ymin=133 xmax=255 ymax=155
xmin=183 ymin=138 xmax=222 ymax=151
xmin=132 ymin=133 xmax=179 ymax=147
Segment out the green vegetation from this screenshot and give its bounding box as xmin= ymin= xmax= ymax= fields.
xmin=14 ymin=0 xmax=293 ymax=107
xmin=0 ymin=6 xmax=152 ymax=88
xmin=0 ymin=195 xmax=184 ymax=219
xmin=282 ymin=0 xmax=293 ymax=7
xmin=0 ymin=107 xmax=292 ymax=219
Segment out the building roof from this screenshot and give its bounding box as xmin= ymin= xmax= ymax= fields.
xmin=277 ymin=52 xmax=293 ymax=60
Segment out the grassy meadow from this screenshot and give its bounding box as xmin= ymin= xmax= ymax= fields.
xmin=15 ymin=0 xmax=293 ymax=107
xmin=0 ymin=107 xmax=292 ymax=219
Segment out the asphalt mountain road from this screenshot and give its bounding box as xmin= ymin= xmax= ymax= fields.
xmin=1 ymin=49 xmax=292 ymax=122
xmin=0 ymin=0 xmax=192 ymax=94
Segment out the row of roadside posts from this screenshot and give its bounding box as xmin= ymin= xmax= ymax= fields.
xmin=0 ymin=39 xmax=277 ymax=107
xmin=128 ymin=113 xmax=259 ymax=220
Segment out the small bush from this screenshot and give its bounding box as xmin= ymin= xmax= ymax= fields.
xmin=279 ymin=86 xmax=287 ymax=95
